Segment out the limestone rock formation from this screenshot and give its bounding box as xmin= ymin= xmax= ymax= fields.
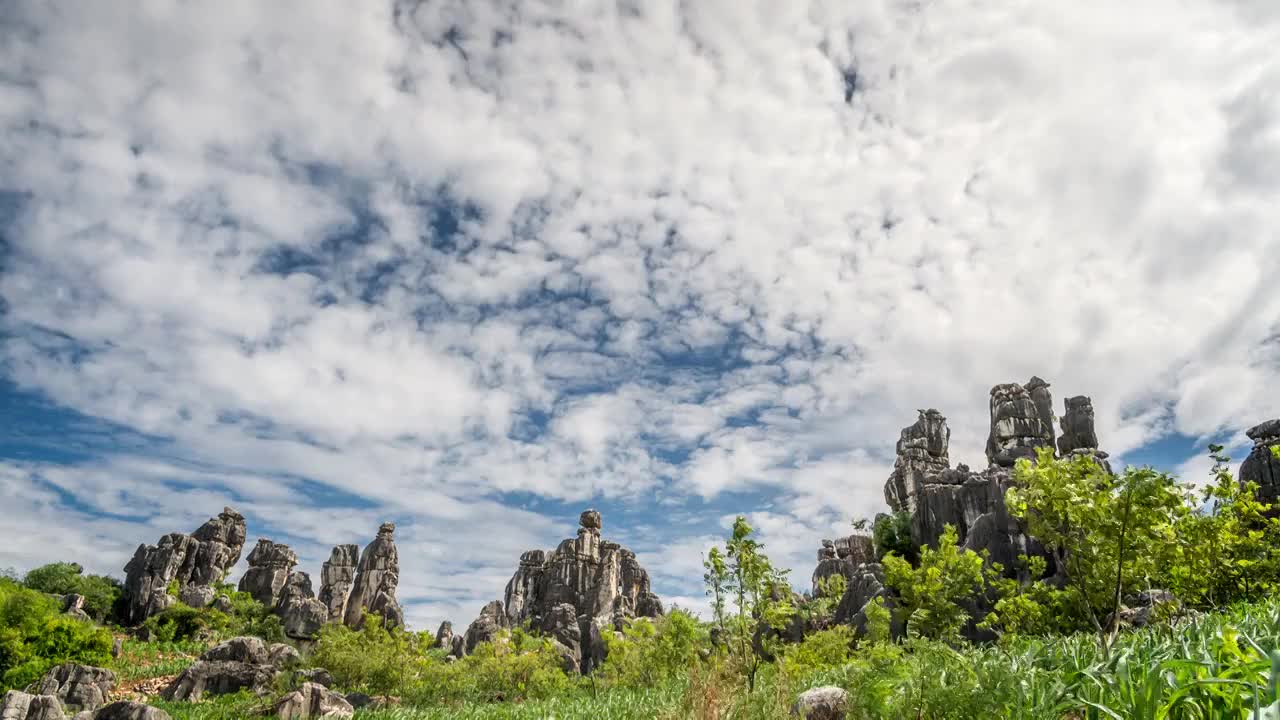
xmin=463 ymin=600 xmax=509 ymax=655
xmin=60 ymin=595 xmax=90 ymax=622
xmin=883 ymin=409 xmax=950 ymax=513
xmin=485 ymin=509 xmax=662 ymax=673
xmin=238 ymin=539 xmax=298 ymax=608
xmin=342 ymin=523 xmax=402 ymax=629
xmin=160 ymin=637 xmax=283 ymax=702
xmin=1057 ymin=395 xmax=1113 ymax=473
xmin=811 ymin=533 xmax=874 ymax=596
xmin=93 ymin=702 xmax=172 ymax=720
xmin=277 ymin=572 xmax=328 ymax=641
xmin=1241 ymin=419 xmax=1280 ymax=510
xmin=121 ymin=507 xmax=246 ymax=625
xmin=274 ymin=682 xmax=354 ymax=719
xmin=318 ymin=545 xmax=358 ymax=623
xmin=432 ymin=621 xmax=454 ymax=651
xmin=985 ymin=378 xmax=1057 ymax=467
xmin=1 ymin=690 xmax=66 ymax=720
xmin=792 ymin=686 xmax=849 ymax=720
xmin=35 ymin=664 xmax=116 ymax=712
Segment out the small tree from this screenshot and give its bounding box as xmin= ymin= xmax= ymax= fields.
xmin=873 ymin=511 xmax=917 ymax=563
xmin=882 ymin=524 xmax=990 ymax=642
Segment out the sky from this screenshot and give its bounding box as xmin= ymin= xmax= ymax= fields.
xmin=1 ymin=0 xmax=1279 ymax=632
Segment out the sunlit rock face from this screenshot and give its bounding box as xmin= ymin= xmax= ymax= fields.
xmin=883 ymin=409 xmax=951 ymax=514
xmin=985 ymin=377 xmax=1057 ymax=468
xmin=121 ymin=507 xmax=246 ymax=625
xmin=342 ymin=523 xmax=403 ymax=630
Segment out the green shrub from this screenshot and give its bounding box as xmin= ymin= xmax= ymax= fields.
xmin=311 ymin=614 xmax=429 ymax=695
xmin=600 ymin=610 xmax=706 ymax=688
xmin=409 ymin=627 xmax=575 ymax=705
xmin=0 ymin=579 xmax=111 ymax=691
xmin=778 ymin=625 xmax=854 ymax=678
xmin=140 ymin=589 xmax=282 ymax=644
xmin=21 ymin=562 xmax=123 ymax=622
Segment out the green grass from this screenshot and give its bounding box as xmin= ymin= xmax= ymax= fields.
xmin=131 ymin=598 xmax=1280 ymax=719
xmin=108 ymin=637 xmax=208 ymax=681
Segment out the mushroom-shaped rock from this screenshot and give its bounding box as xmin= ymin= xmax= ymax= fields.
xmin=35 ymin=664 xmax=116 ymax=712
xmin=579 ymin=509 xmax=602 ymax=530
xmin=0 ymin=691 xmax=67 ymax=720
xmin=274 ymin=682 xmax=354 ymax=720
xmin=791 ymin=686 xmax=849 ymax=720
xmin=93 ymin=702 xmax=172 ymax=720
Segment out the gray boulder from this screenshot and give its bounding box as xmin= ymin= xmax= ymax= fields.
xmin=237 ymin=539 xmax=298 ymax=608
xmin=274 ymin=682 xmax=353 ymax=720
xmin=93 ymin=702 xmax=171 ymax=720
xmin=268 ymin=643 xmax=301 ymax=668
xmin=278 ymin=572 xmax=329 ymax=641
xmin=342 ymin=524 xmax=402 ymax=629
xmin=121 ymin=507 xmax=246 ymax=625
xmin=35 ymin=664 xmax=115 ymax=712
xmin=1 ymin=691 xmax=66 ymax=720
xmin=177 ymin=585 xmax=215 ymax=609
xmin=540 ymin=603 xmax=582 ymax=674
xmin=160 ymin=637 xmax=277 ymax=702
xmin=792 ymin=686 xmax=848 ymax=720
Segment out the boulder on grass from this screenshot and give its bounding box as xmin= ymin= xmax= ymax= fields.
xmin=0 ymin=690 xmax=66 ymax=720
xmin=792 ymin=686 xmax=849 ymax=720
xmin=274 ymin=683 xmax=354 ymax=719
xmin=35 ymin=664 xmax=116 ymax=712
xmin=93 ymin=701 xmax=172 ymax=720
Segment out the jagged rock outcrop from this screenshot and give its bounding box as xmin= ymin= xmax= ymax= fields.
xmin=35 ymin=664 xmax=115 ymax=712
xmin=238 ymin=539 xmax=298 ymax=608
xmin=463 ymin=600 xmax=509 ymax=655
xmin=277 ymin=572 xmax=328 ymax=641
xmin=160 ymin=637 xmax=282 ymax=702
xmin=318 ymin=545 xmax=358 ymax=623
xmin=986 ymin=378 xmax=1057 ymax=467
xmin=342 ymin=523 xmax=402 ymax=629
xmin=274 ymin=682 xmax=354 ymax=719
xmin=478 ymin=510 xmax=662 ymax=673
xmin=883 ymin=409 xmax=950 ymax=513
xmin=432 ymin=621 xmax=454 ymax=651
xmin=1057 ymin=396 xmax=1113 ymax=473
xmin=1241 ymin=419 xmax=1280 ymax=510
xmin=121 ymin=507 xmax=246 ymax=624
xmin=541 ymin=603 xmax=583 ymax=674
xmin=93 ymin=702 xmax=171 ymax=720
xmin=1 ymin=690 xmax=66 ymax=720
xmin=811 ymin=533 xmax=874 ymax=595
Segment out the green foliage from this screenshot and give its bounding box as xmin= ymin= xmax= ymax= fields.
xmin=108 ymin=638 xmax=206 ymax=682
xmin=883 ymin=524 xmax=992 ymax=642
xmin=1007 ymin=448 xmax=1189 ymax=637
xmin=600 ymin=610 xmax=706 ymax=688
xmin=873 ymin=511 xmax=917 ymax=563
xmin=410 ymin=627 xmax=575 ymax=705
xmin=0 ymin=578 xmax=111 ymax=692
xmin=311 ymin=614 xmax=429 ymax=695
xmin=20 ymin=562 xmax=123 ymax=622
xmin=714 ymin=515 xmax=795 ymax=691
xmin=980 ymin=554 xmax=1080 ymax=640
xmin=802 ymin=573 xmax=847 ymax=627
xmin=778 ymin=625 xmax=854 ymax=678
xmin=140 ymin=589 xmax=282 ymax=644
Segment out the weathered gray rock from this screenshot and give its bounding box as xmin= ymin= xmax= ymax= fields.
xmin=268 ymin=643 xmax=301 ymax=668
xmin=449 ymin=635 xmax=464 ymax=659
xmin=211 ymin=595 xmax=233 ymax=614
xmin=60 ymin=595 xmax=90 ymax=622
xmin=35 ymin=664 xmax=115 ymax=712
xmin=499 ymin=511 xmax=662 ymax=640
xmin=1058 ymin=396 xmax=1099 ymax=454
xmin=93 ymin=703 xmax=171 ymax=720
xmin=342 ymin=523 xmax=402 ymax=629
xmin=463 ymin=600 xmax=509 ymax=655
xmin=883 ymin=409 xmax=950 ymax=513
xmin=237 ymin=539 xmax=298 ymax=608
xmin=811 ymin=533 xmax=874 ymax=596
xmin=274 ymin=682 xmax=353 ymax=719
xmin=318 ymin=545 xmax=358 ymax=624
xmin=1241 ymin=419 xmax=1280 ymax=510
xmin=986 ymin=379 xmax=1057 ymax=467
xmin=177 ymin=585 xmax=215 ymax=609
xmin=1 ymin=691 xmax=66 ymax=720
xmin=432 ymin=621 xmax=454 ymax=650
xmin=295 ymin=668 xmax=334 ymax=688
xmin=541 ymin=603 xmax=582 ymax=674
xmin=121 ymin=508 xmax=246 ymax=625
xmin=792 ymin=686 xmax=848 ymax=720
xmin=278 ymin=572 xmax=328 ymax=641
xmin=161 ymin=637 xmax=277 ymax=702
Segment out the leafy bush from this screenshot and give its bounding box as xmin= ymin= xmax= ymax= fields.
xmin=409 ymin=627 xmax=575 ymax=705
xmin=21 ymin=562 xmax=123 ymax=622
xmin=0 ymin=578 xmax=111 ymax=691
xmin=600 ymin=610 xmax=706 ymax=688
xmin=311 ymin=614 xmax=430 ymax=695
xmin=140 ymin=588 xmax=282 ymax=644
xmin=873 ymin=511 xmax=917 ymax=563
xmin=778 ymin=625 xmax=854 ymax=678
xmin=883 ymin=525 xmax=992 ymax=641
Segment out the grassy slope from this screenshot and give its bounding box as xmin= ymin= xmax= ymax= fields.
xmin=123 ymin=597 xmax=1280 ymax=720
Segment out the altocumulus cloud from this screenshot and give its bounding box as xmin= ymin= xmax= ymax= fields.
xmin=1 ymin=0 xmax=1279 ymax=628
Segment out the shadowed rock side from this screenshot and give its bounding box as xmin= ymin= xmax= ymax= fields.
xmin=455 ymin=509 xmax=663 ymax=674
xmin=1241 ymin=419 xmax=1280 ymax=511
xmin=121 ymin=507 xmax=246 ymax=625
xmin=883 ymin=409 xmax=950 ymax=514
xmin=239 ymin=539 xmax=298 ymax=608
xmin=343 ymin=523 xmax=403 ymax=629
xmin=318 ymin=545 xmax=358 ymax=623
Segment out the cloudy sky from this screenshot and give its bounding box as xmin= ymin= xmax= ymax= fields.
xmin=2 ymin=0 xmax=1278 ymax=630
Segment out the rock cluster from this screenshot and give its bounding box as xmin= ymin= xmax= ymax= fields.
xmin=451 ymin=510 xmax=663 ymax=674
xmin=318 ymin=545 xmax=359 ymax=623
xmin=274 ymin=682 xmax=354 ymax=719
xmin=339 ymin=523 xmax=404 ymax=630
xmin=883 ymin=409 xmax=950 ymax=514
xmin=1 ymin=690 xmax=67 ymax=720
xmin=1241 ymin=419 xmax=1280 ymax=510
xmin=120 ymin=507 xmax=246 ymax=624
xmin=161 ymin=636 xmax=295 ymax=702
xmin=236 ymin=540 xmax=329 ymax=641
xmin=985 ymin=377 xmax=1056 ymax=467
xmin=34 ymin=664 xmax=116 ymax=712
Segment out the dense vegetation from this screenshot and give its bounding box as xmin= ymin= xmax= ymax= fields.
xmin=5 ymin=445 xmax=1280 ymax=718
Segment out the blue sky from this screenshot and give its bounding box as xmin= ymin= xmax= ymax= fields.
xmin=1 ymin=0 xmax=1279 ymax=630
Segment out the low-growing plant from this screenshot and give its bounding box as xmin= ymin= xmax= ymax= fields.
xmin=311 ymin=613 xmax=429 ymax=695
xmin=0 ymin=578 xmax=111 ymax=691
xmin=409 ymin=627 xmax=575 ymax=705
